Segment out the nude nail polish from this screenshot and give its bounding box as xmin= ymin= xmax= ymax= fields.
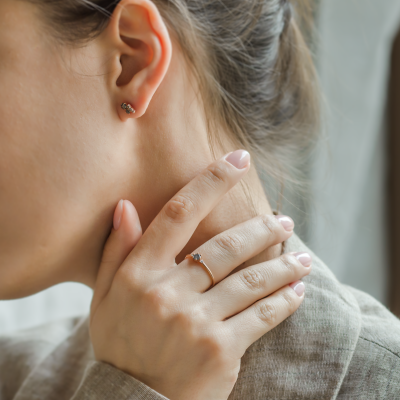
xmin=225 ymin=150 xmax=250 ymax=169
xmin=290 ymin=281 xmax=305 ymax=297
xmin=274 ymin=215 xmax=295 ymax=231
xmin=292 ymin=252 xmax=312 ymax=268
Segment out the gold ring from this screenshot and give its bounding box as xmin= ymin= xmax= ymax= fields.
xmin=185 ymin=253 xmax=215 ymax=289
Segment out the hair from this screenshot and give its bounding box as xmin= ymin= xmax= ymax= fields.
xmin=27 ymin=0 xmax=319 ymax=210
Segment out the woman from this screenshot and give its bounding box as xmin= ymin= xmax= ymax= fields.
xmin=0 ymin=0 xmax=399 ymax=399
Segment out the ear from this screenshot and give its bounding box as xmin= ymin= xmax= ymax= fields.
xmin=105 ymin=0 xmax=172 ymax=120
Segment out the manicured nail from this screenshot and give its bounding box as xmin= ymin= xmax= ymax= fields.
xmin=274 ymin=215 xmax=294 ymax=231
xmin=292 ymin=252 xmax=312 ymax=268
xmin=290 ymin=281 xmax=305 ymax=297
xmin=225 ymin=150 xmax=250 ymax=169
xmin=113 ymin=199 xmax=124 ymax=231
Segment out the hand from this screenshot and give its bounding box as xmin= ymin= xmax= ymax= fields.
xmin=90 ymin=150 xmax=311 ymax=400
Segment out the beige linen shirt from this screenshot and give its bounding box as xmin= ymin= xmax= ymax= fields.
xmin=1 ymin=235 xmax=400 ymax=399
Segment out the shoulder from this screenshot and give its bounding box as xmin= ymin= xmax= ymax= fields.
xmin=0 ymin=316 xmax=85 ymax=400
xmin=231 ymin=235 xmax=400 ymax=399
xmin=349 ymin=285 xmax=400 ymax=357
xmin=339 ymin=286 xmax=400 ymax=398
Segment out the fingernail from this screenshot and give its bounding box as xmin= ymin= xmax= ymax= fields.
xmin=290 ymin=281 xmax=305 ymax=297
xmin=274 ymin=215 xmax=294 ymax=231
xmin=225 ymin=150 xmax=250 ymax=169
xmin=292 ymin=252 xmax=312 ymax=268
xmin=113 ymin=199 xmax=124 ymax=231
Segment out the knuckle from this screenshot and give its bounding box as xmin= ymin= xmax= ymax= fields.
xmin=281 ymin=290 xmax=298 ymax=315
xmin=199 ymin=334 xmax=225 ymax=358
xmin=240 ymin=268 xmax=265 ymax=290
xmin=203 ymin=163 xmax=229 ymax=188
xmin=170 ymin=304 xmax=209 ymax=333
xmin=279 ymin=254 xmax=298 ymax=274
xmin=190 ymin=303 xmax=208 ymax=322
xmin=142 ymin=286 xmax=175 ymax=319
xmin=142 ymin=286 xmax=164 ymax=306
xmin=256 ymin=302 xmax=277 ymax=326
xmin=215 ymin=233 xmax=246 ymax=257
xmin=163 ymin=194 xmax=196 ymax=223
xmin=114 ymin=267 xmax=140 ymax=292
xmin=171 ymin=309 xmax=196 ymax=330
xmin=258 ymin=214 xmax=279 ymax=237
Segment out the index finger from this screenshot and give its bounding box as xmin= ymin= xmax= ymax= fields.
xmin=133 ymin=150 xmax=251 ymax=265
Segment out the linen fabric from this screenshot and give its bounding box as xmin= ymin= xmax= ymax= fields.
xmin=1 ymin=234 xmax=400 ymax=400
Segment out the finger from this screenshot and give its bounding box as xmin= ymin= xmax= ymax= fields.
xmin=223 ymin=282 xmax=305 ymax=356
xmin=172 ymin=214 xmax=294 ymax=291
xmin=129 ymin=150 xmax=251 ymax=266
xmin=203 ymin=252 xmax=311 ymax=319
xmin=91 ymin=200 xmax=142 ymax=313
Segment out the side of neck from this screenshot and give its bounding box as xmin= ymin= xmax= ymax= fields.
xmin=177 ymin=165 xmax=282 ymax=266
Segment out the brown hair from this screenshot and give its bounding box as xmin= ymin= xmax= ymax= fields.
xmin=27 ymin=0 xmax=319 ymax=207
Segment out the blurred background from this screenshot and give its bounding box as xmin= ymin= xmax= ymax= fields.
xmin=2 ymin=0 xmax=400 ymax=334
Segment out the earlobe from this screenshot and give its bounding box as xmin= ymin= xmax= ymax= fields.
xmin=107 ymin=0 xmax=172 ymax=121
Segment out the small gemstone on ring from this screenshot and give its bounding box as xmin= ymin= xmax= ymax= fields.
xmin=193 ymin=253 xmax=201 ymax=261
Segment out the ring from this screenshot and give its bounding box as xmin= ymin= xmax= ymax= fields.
xmin=185 ymin=253 xmax=215 ymax=289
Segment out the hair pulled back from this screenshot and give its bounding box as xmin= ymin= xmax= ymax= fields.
xmin=27 ymin=0 xmax=319 ymax=196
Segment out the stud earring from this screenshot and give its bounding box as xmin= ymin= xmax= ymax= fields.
xmin=121 ymin=103 xmax=135 ymax=115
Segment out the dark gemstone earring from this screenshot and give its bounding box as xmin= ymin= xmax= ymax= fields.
xmin=121 ymin=103 xmax=135 ymax=115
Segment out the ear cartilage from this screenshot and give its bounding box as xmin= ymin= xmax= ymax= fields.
xmin=121 ymin=103 xmax=136 ymax=114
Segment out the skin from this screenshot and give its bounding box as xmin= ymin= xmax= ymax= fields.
xmin=0 ymin=0 xmax=279 ymax=299
xmin=89 ymin=161 xmax=310 ymax=400
xmin=0 ymin=0 xmax=312 ymax=398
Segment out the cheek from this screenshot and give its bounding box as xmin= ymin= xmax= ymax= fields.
xmin=0 ymin=1 xmax=145 ymax=298
xmin=0 ymin=46 xmax=125 ymax=297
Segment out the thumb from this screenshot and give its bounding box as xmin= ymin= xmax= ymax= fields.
xmin=91 ymin=199 xmax=142 ymax=313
